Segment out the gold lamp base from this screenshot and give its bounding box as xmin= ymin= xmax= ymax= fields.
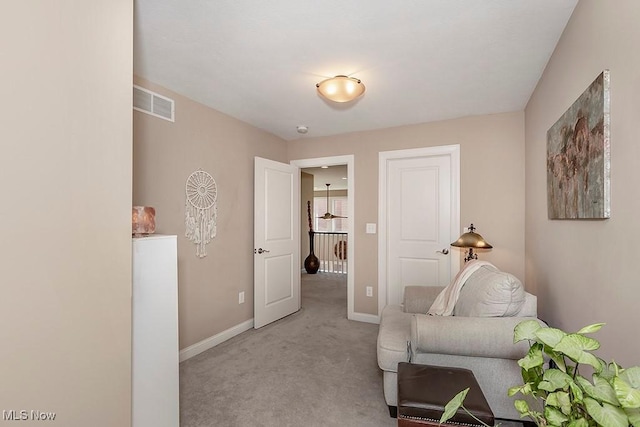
xmin=463 ymin=248 xmax=479 ymax=263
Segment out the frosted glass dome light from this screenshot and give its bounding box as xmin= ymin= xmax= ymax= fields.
xmin=316 ymin=75 xmax=365 ymax=103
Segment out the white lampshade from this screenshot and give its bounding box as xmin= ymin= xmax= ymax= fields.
xmin=316 ymin=75 xmax=365 ymax=103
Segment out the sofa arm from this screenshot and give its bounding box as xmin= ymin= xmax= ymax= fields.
xmin=403 ymin=286 xmax=445 ymax=313
xmin=411 ymin=315 xmax=544 ymax=360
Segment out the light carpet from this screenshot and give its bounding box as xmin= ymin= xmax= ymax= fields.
xmin=179 ymin=272 xmax=395 ymax=426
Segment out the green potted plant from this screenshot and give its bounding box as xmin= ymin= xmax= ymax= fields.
xmin=440 ymin=321 xmax=640 ymax=426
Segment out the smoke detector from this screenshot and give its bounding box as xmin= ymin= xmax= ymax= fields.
xmin=296 ymin=125 xmax=308 ymax=134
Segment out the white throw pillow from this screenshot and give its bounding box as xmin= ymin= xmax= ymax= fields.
xmin=453 ymin=265 xmax=525 ymax=317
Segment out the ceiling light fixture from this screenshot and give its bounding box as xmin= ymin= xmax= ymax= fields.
xmin=316 ymin=75 xmax=365 ymax=103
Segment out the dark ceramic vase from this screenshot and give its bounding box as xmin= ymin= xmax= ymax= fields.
xmin=304 ymin=231 xmax=320 ymax=274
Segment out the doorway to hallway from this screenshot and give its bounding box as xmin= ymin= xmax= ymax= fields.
xmin=290 ymin=155 xmax=357 ymax=321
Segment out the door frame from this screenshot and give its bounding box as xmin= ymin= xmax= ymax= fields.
xmin=290 ymin=155 xmax=356 ymax=321
xmin=377 ymin=145 xmax=460 ymax=317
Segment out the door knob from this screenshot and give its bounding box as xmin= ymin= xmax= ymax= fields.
xmin=436 ymin=248 xmax=449 ymax=255
xmin=255 ymin=248 xmax=270 ymax=254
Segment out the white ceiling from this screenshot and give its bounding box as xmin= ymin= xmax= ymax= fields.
xmin=302 ymin=165 xmax=349 ymax=191
xmin=134 ymin=0 xmax=577 ymax=141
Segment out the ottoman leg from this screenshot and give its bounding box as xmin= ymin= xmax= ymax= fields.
xmin=388 ymin=405 xmax=397 ymax=418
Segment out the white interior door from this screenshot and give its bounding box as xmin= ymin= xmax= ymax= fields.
xmin=379 ymin=146 xmax=460 ymax=309
xmin=254 ymin=157 xmax=300 ymax=329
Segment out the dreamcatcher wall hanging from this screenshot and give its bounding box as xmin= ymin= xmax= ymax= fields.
xmin=185 ymin=169 xmax=217 ymax=258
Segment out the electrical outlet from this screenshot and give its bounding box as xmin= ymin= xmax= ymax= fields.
xmin=366 ymin=286 xmax=373 ymax=297
xmin=238 ymin=291 xmax=245 ymax=304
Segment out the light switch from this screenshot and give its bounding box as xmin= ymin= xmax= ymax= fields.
xmin=366 ymin=223 xmax=377 ymax=234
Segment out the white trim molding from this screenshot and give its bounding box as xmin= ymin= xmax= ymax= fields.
xmin=350 ymin=312 xmax=380 ymax=324
xmin=179 ymin=318 xmax=254 ymax=362
xmin=378 ymin=145 xmax=460 ymax=317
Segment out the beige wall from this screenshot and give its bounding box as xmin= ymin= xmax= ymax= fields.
xmin=133 ymin=77 xmax=287 ymax=349
xmin=525 ymin=0 xmax=640 ymax=366
xmin=0 ymin=1 xmax=133 ymax=425
xmin=314 ymin=189 xmax=348 ymax=198
xmin=288 ymin=112 xmax=525 ymax=315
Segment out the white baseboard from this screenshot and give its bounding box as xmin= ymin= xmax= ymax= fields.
xmin=349 ymin=312 xmax=380 ymax=324
xmin=179 ymin=318 xmax=254 ymax=362
xmin=179 ymin=312 xmax=377 ymax=362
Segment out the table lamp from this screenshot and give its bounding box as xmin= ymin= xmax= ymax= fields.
xmin=451 ymin=223 xmax=492 ymax=262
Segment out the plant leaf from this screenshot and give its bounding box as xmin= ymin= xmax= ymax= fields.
xmin=547 ymin=391 xmax=560 ymax=407
xmin=515 ymin=320 xmax=544 ymax=343
xmin=548 ymin=351 xmax=568 ymax=373
xmin=554 ymin=334 xmax=602 ymax=369
xmin=576 ymin=323 xmax=606 ymax=334
xmin=556 ymin=391 xmax=572 ymax=415
xmin=556 ymin=333 xmax=600 ymax=354
xmin=509 ymin=383 xmax=532 ymax=397
xmin=519 ymin=343 xmax=545 ymax=371
xmin=521 ymin=366 xmax=537 ymax=383
xmin=625 ymin=407 xmax=640 ymax=427
xmin=545 ymin=405 xmax=569 ymax=425
xmin=548 ymin=392 xmax=572 ymax=421
xmin=600 ymin=361 xmax=620 ymax=381
xmin=576 ymin=375 xmax=618 ymax=405
xmin=514 ymin=399 xmax=530 ymax=415
xmin=521 ymin=366 xmax=544 ymax=393
xmin=614 ymin=376 xmax=640 ymax=409
xmin=592 ymin=357 xmax=607 ymax=375
xmin=536 ymin=327 xmax=567 ymax=348
xmin=567 ymin=418 xmax=590 ymax=427
xmin=570 ymin=380 xmax=584 ymax=402
xmin=439 ymin=388 xmax=468 ymax=424
xmin=578 ymin=352 xmax=604 ymax=371
xmin=621 ymin=366 xmax=640 ymax=389
xmin=539 ymin=369 xmax=573 ymax=392
xmin=584 ymin=397 xmax=629 ymax=427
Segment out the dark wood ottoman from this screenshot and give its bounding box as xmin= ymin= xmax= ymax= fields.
xmin=397 ymin=362 xmax=494 ymax=427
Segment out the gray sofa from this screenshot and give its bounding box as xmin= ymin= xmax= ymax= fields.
xmin=377 ymin=264 xmax=544 ymax=420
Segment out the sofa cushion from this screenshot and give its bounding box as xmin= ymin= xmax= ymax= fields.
xmin=403 ymin=285 xmax=445 ymax=314
xmin=377 ymin=305 xmax=411 ymax=372
xmin=453 ymin=265 xmax=525 ymax=317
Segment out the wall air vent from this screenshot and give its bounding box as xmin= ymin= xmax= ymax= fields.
xmin=133 ymin=85 xmax=175 ymax=122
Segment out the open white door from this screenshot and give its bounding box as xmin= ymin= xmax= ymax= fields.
xmin=254 ymin=157 xmax=300 ymax=329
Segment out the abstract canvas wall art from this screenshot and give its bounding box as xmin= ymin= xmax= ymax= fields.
xmin=547 ymin=70 xmax=610 ymax=219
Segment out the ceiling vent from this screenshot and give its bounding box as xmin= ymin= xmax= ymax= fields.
xmin=133 ymin=85 xmax=175 ymax=122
